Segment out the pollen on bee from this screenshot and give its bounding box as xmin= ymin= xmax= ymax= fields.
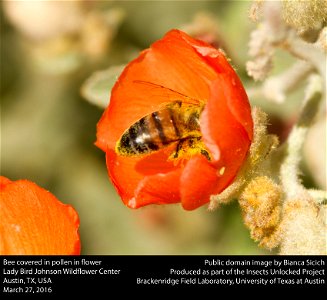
xmin=219 ymin=167 xmax=226 ymax=176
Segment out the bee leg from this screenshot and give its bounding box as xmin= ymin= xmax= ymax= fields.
xmin=173 ymin=140 xmax=184 ymax=159
xmin=188 ymin=138 xmax=195 ymax=148
xmin=189 ymin=138 xmax=210 ymax=161
xmin=200 ymin=149 xmax=211 ymax=161
xmin=169 ymin=137 xmax=211 ymax=161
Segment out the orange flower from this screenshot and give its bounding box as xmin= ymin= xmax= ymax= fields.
xmin=96 ymin=29 xmax=253 ymax=210
xmin=0 ymin=176 xmax=80 ymax=255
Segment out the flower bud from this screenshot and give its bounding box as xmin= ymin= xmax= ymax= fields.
xmin=239 ymin=176 xmax=282 ymax=249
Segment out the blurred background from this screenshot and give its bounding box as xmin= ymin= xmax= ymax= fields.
xmin=1 ymin=0 xmax=323 ymax=255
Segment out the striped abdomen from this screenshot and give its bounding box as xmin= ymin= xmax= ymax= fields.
xmin=116 ymin=102 xmax=202 ymax=156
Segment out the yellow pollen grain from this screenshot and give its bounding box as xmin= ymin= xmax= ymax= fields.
xmin=219 ymin=167 xmax=226 ymax=176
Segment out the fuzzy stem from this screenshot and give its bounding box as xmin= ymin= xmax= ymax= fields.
xmin=278 ymin=75 xmax=326 ymax=255
xmin=280 ymin=75 xmax=322 ymax=201
xmin=247 ymin=60 xmax=313 ymax=103
xmin=283 ymin=33 xmax=326 ymax=80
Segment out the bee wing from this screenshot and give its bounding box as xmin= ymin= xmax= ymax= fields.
xmin=133 ymin=80 xmax=201 ymax=106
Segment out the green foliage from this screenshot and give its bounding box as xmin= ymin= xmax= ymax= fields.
xmin=81 ymin=65 xmax=125 ymax=108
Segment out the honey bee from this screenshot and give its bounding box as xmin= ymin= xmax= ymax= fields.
xmin=115 ymin=81 xmax=211 ymax=161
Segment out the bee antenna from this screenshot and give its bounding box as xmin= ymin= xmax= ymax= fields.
xmin=132 ymin=80 xmax=201 ymax=105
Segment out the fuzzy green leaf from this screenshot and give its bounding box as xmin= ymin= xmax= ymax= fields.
xmin=81 ymin=65 xmax=125 ymax=108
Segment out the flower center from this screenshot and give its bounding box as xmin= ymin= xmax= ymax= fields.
xmin=168 ymin=137 xmax=211 ymax=162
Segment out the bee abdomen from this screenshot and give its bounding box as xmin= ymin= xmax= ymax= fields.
xmin=151 ymin=112 xmax=168 ymax=144
xmin=117 ymin=117 xmax=159 ymax=155
xmin=117 ymin=107 xmax=182 ymax=156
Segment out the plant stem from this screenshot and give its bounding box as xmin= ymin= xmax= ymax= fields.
xmin=280 ymin=75 xmax=322 ymax=201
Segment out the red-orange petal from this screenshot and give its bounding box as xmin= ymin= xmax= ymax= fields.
xmin=133 ymin=169 xmax=182 ymax=208
xmin=180 ymin=156 xmax=218 ymax=210
xmin=180 ymin=70 xmax=252 ymax=210
xmin=200 ymin=76 xmax=251 ymax=188
xmin=106 ymin=146 xmax=181 ymax=208
xmin=181 ymin=30 xmax=253 ymax=141
xmin=0 ymin=176 xmax=80 ymax=255
xmin=0 ymin=176 xmax=11 ymax=189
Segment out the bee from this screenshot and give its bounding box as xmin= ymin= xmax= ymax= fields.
xmin=115 ymin=81 xmax=211 ymax=161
